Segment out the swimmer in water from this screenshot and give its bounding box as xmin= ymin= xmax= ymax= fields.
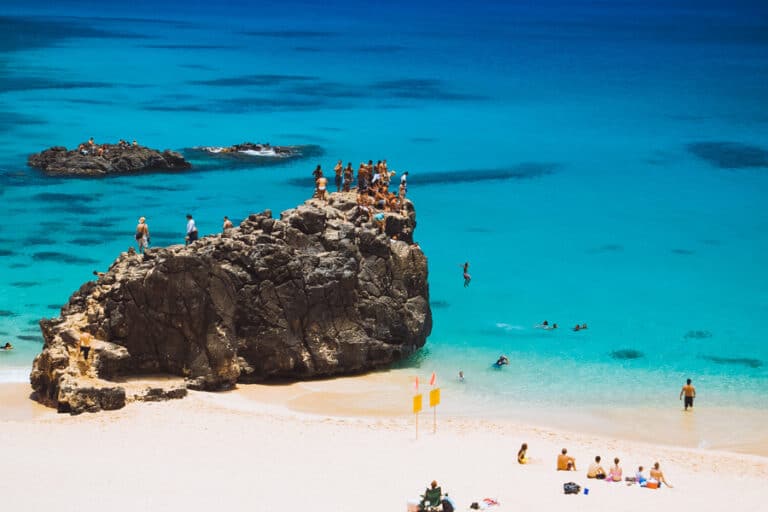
xmin=495 ymin=355 xmax=509 ymax=367
xmin=461 ymin=261 xmax=471 ymax=287
xmin=458 ymin=370 xmax=465 ymax=382
xmin=2 ymin=342 xmax=12 ymax=350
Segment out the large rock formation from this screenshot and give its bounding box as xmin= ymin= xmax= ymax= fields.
xmin=28 ymin=142 xmax=191 ymax=177
xmin=30 ymin=192 xmax=431 ymax=413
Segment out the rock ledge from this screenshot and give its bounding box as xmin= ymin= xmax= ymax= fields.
xmin=30 ymin=192 xmax=431 ymax=413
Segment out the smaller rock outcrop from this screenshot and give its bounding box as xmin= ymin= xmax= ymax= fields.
xmin=28 ymin=141 xmax=191 ymax=177
xmin=184 ymin=142 xmax=323 ymax=170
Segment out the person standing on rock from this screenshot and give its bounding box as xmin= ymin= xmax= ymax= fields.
xmin=316 ymin=175 xmax=328 ymax=202
xmin=334 ymin=160 xmax=343 ymax=192
xmin=222 ymin=216 xmax=233 ymax=232
xmin=400 ymin=171 xmax=409 ymax=195
xmin=343 ymin=162 xmax=354 ymax=192
xmin=135 ymin=216 xmax=150 ymax=253
xmin=185 ymin=214 xmax=198 ymax=245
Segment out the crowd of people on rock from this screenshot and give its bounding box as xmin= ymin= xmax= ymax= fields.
xmin=77 ymin=137 xmax=139 ymax=157
xmin=311 ymin=159 xmax=410 ymax=232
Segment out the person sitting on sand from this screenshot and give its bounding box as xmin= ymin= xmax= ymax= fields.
xmin=517 ymin=443 xmax=529 ymax=464
xmin=649 ymin=462 xmax=673 ymax=487
xmin=607 ymin=457 xmax=623 ymax=482
xmin=419 ymin=480 xmax=442 ymax=512
xmin=1 ymin=342 xmax=12 ymax=350
xmin=587 ymin=455 xmax=606 ymax=479
xmin=636 ymin=466 xmax=647 ymax=486
xmin=557 ymin=448 xmax=576 ymax=471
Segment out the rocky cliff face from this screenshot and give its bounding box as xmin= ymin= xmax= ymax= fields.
xmin=28 ymin=143 xmax=191 ymax=176
xmin=30 ymin=193 xmax=431 ymax=413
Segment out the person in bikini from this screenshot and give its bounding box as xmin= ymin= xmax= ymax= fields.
xmin=649 ymin=462 xmax=673 ymax=487
xmin=222 ymin=216 xmax=233 ymax=231
xmin=316 ymin=175 xmax=328 ymax=202
xmin=135 ymin=216 xmax=149 ymax=253
xmin=607 ymin=457 xmax=623 ymax=482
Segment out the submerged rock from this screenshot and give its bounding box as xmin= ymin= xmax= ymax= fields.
xmin=184 ymin=142 xmax=323 ymax=170
xmin=30 ymin=192 xmax=431 ymax=413
xmin=28 ymin=142 xmax=191 ymax=177
xmin=610 ymin=349 xmax=644 ymax=360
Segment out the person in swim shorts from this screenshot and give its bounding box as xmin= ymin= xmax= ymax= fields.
xmin=135 ymin=216 xmax=149 ymax=253
xmin=462 ymin=261 xmax=471 ymax=287
xmin=679 ymin=378 xmax=696 ymax=411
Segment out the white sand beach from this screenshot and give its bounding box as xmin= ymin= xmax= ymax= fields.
xmin=1 ymin=374 xmax=767 ymax=512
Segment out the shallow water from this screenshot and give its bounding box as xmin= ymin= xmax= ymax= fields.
xmin=1 ymin=1 xmax=767 ymax=416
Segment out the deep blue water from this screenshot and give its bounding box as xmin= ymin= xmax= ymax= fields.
xmin=1 ymin=0 xmax=767 ymax=411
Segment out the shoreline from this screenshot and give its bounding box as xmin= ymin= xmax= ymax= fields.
xmin=2 ymin=367 xmax=767 ymax=458
xmin=1 ymin=379 xmax=766 ymax=512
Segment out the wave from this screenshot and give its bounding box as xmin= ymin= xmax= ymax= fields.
xmin=496 ymin=322 xmax=524 ymax=331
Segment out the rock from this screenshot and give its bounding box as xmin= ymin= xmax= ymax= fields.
xmin=28 ymin=142 xmax=191 ymax=177
xmin=184 ymin=142 xmax=323 ymax=171
xmin=30 ymin=192 xmax=431 ymax=412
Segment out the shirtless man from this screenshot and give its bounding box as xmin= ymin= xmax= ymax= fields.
xmin=679 ymin=378 xmax=696 ymax=411
xmin=334 ymin=160 xmax=343 ymax=192
xmin=135 ymin=216 xmax=149 ymax=253
xmin=343 ymin=163 xmax=354 ymax=192
xmin=316 ymin=175 xmax=328 ymax=202
xmin=222 ymin=216 xmax=233 ymax=231
xmin=557 ymin=448 xmax=576 ymax=471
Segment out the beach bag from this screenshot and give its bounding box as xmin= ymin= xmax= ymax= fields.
xmin=563 ymin=482 xmax=581 ymax=494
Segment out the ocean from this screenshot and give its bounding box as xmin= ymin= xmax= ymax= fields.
xmin=1 ymin=0 xmax=767 ymax=429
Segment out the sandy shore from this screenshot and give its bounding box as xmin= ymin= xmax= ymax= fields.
xmin=1 ymin=377 xmax=767 ymax=512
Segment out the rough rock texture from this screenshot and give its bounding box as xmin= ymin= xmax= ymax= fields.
xmin=28 ymin=143 xmax=191 ymax=177
xmin=30 ymin=192 xmax=431 ymax=413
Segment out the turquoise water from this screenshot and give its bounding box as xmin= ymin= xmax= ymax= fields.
xmin=1 ymin=1 xmax=767 ymax=411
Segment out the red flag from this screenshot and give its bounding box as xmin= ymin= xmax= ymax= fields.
xmin=414 ymin=376 xmax=419 ymax=391
xmin=429 ymin=372 xmax=436 ymax=386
